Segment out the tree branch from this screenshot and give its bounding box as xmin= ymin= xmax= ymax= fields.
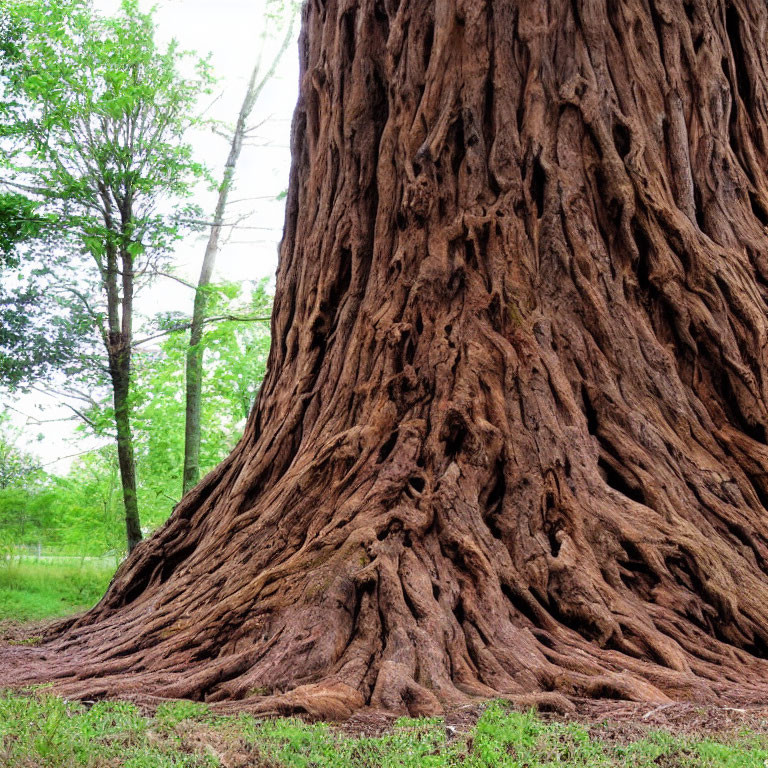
xmin=132 ymin=313 xmax=271 ymax=347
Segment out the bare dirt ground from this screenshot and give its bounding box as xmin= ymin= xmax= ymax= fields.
xmin=0 ymin=619 xmax=56 ymax=645
xmin=337 ymin=700 xmax=768 ymax=740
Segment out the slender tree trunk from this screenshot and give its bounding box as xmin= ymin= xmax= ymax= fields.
xmin=182 ymin=167 xmax=232 ymax=492
xmin=182 ymin=284 xmax=211 ymax=494
xmin=118 ymin=245 xmax=141 ymax=553
xmin=10 ymin=0 xmax=768 ymax=719
xmin=110 ymin=347 xmax=141 ymax=553
xmin=182 ymin=23 xmax=296 ymax=495
xmin=103 ymin=238 xmax=142 ymax=553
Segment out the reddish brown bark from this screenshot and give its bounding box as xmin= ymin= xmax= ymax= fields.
xmin=6 ymin=0 xmax=768 ymax=718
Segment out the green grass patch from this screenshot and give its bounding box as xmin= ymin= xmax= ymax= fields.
xmin=1 ymin=695 xmax=768 ymax=767
xmin=0 ymin=559 xmax=116 ymax=621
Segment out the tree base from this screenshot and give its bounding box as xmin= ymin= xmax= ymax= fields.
xmin=4 ymin=433 xmax=768 ymax=720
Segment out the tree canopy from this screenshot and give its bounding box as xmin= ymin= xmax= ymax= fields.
xmin=0 ymin=0 xmax=213 ymax=390
xmin=0 ymin=0 xmax=217 ymax=549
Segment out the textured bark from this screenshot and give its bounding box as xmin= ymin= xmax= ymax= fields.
xmin=7 ymin=0 xmax=768 ymax=718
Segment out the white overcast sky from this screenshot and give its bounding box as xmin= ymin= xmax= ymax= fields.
xmin=4 ymin=0 xmax=300 ymax=471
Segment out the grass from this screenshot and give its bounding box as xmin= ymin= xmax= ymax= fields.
xmin=0 ymin=558 xmax=116 ymax=621
xmin=1 ymin=695 xmax=768 ymax=767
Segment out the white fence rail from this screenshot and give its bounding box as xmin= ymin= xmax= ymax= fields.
xmin=1 ymin=544 xmax=123 ymax=565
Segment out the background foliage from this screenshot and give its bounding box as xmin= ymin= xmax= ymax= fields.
xmin=0 ymin=282 xmax=271 ymax=555
xmin=0 ymin=0 xmax=279 ymax=558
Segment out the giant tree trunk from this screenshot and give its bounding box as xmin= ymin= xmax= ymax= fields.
xmin=8 ymin=0 xmax=768 ymax=718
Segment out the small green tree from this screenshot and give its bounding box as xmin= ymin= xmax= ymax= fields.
xmin=0 ymin=437 xmax=127 ymax=557
xmin=133 ymin=282 xmax=272 ymax=524
xmin=0 ymin=413 xmax=42 ymax=490
xmin=182 ymin=0 xmax=296 ymax=494
xmin=0 ymin=0 xmax=213 ymax=551
xmin=55 ymin=448 xmax=125 ymax=555
xmin=0 ymin=413 xmax=53 ymax=548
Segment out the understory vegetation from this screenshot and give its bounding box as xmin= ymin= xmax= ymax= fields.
xmin=2 ymin=696 xmax=767 ymax=768
xmin=0 ymin=558 xmax=116 ymax=621
xmin=0 ymin=281 xmax=272 ymax=557
xmin=0 ymin=0 xmax=285 ymax=556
